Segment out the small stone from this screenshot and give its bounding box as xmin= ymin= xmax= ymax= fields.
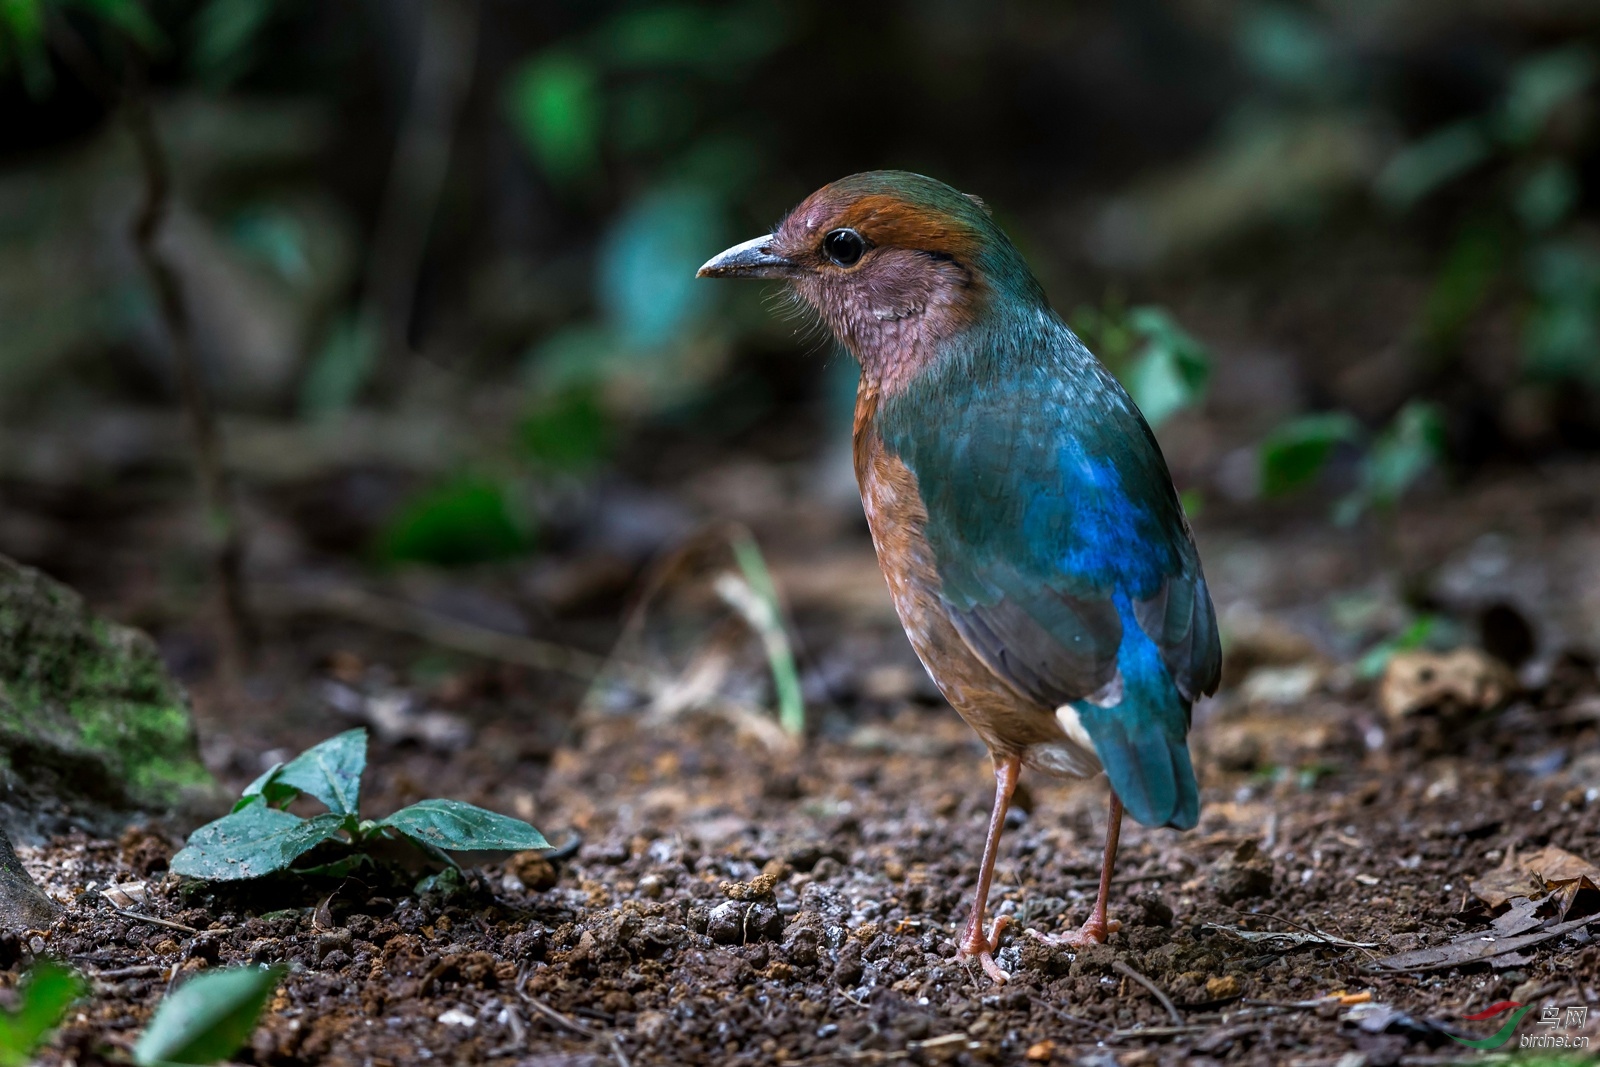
xmin=706 ymin=901 xmax=745 ymax=945
xmin=437 ymin=1007 xmax=476 ymax=1028
xmin=509 ymin=852 xmax=558 ymax=891
xmin=720 ymin=872 xmax=778 ymax=902
xmin=1025 ymin=1038 xmax=1055 ymax=1061
xmin=1206 ymin=975 xmax=1242 ymax=1000
xmin=638 ymin=874 xmax=665 ymax=899
xmin=746 ymin=902 xmax=785 ymax=942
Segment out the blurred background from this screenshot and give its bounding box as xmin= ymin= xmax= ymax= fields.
xmin=3 ymin=0 xmax=1599 ymax=765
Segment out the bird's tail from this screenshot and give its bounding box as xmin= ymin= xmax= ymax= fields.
xmin=1075 ymin=599 xmax=1200 ymax=830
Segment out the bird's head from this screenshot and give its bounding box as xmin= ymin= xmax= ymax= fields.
xmin=698 ymin=171 xmax=1045 ymax=391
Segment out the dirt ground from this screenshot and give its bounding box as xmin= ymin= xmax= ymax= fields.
xmin=9 ymin=461 xmax=1600 ymax=1066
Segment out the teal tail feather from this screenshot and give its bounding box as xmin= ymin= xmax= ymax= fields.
xmin=1076 ymin=596 xmax=1200 ymax=830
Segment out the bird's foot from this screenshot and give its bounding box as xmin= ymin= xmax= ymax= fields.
xmin=956 ymin=914 xmax=1013 ymax=984
xmin=1026 ymin=915 xmax=1120 ymax=949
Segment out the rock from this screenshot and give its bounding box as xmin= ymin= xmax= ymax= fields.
xmin=1206 ymin=974 xmax=1243 ymax=999
xmin=0 ymin=827 xmax=58 ymax=931
xmin=0 ymin=554 xmax=211 ymax=838
xmin=706 ymin=901 xmax=745 ymax=945
xmin=1208 ymin=841 xmax=1275 ymax=904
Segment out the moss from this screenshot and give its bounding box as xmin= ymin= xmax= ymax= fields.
xmin=0 ymin=555 xmax=212 ymax=816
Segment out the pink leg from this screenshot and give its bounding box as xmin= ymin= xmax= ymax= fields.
xmin=1029 ymin=791 xmax=1123 ymax=948
xmin=956 ymin=753 xmax=1021 ymax=984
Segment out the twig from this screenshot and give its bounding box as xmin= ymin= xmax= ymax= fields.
xmin=1112 ymin=959 xmax=1184 ymax=1027
xmin=261 ymin=584 xmax=605 ymax=679
xmin=1029 ymin=996 xmax=1113 ymax=1034
xmin=89 ymin=964 xmax=165 ymax=980
xmin=112 ymin=909 xmax=199 ymax=935
xmin=40 ymin=8 xmax=253 ymax=676
xmin=124 ymin=67 xmax=252 ymax=677
xmin=1107 ymin=1023 xmax=1215 ymax=1040
xmin=517 ymin=977 xmax=629 ymax=1067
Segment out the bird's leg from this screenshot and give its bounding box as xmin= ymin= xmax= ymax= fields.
xmin=956 ymin=753 xmax=1021 ymax=984
xmin=1028 ymin=791 xmax=1124 ymax=948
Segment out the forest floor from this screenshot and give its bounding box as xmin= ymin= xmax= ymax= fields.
xmin=9 ymin=449 xmax=1600 ymax=1066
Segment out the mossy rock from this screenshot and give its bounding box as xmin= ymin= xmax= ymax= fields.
xmin=0 ymin=555 xmax=213 ymax=839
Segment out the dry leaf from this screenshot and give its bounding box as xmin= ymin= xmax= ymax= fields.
xmin=1470 ymin=844 xmax=1600 ymax=908
xmin=1379 ymin=648 xmax=1514 ymax=720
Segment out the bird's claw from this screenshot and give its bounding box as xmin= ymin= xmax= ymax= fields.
xmin=956 ymin=913 xmax=1013 ymax=984
xmin=1025 ymin=916 xmax=1120 ymax=949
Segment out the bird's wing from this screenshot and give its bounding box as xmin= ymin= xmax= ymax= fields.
xmin=882 ymin=356 xmax=1221 ymax=711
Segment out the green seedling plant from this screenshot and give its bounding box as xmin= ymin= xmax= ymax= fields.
xmin=0 ymin=962 xmax=84 ymax=1067
xmin=171 ymin=729 xmax=547 ymax=882
xmin=133 ymin=965 xmax=284 ymax=1066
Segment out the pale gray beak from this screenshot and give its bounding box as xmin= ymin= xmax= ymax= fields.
xmin=696 ymin=235 xmax=796 ymax=279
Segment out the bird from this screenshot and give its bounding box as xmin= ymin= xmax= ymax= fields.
xmin=698 ymin=171 xmax=1220 ymax=983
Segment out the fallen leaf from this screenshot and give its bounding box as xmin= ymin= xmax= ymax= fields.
xmin=1470 ymin=844 xmax=1600 ymax=908
xmin=1204 ymin=924 xmax=1377 ymax=950
xmin=1369 ymin=912 xmax=1600 ymax=972
xmin=1378 ymin=648 xmax=1514 ymax=720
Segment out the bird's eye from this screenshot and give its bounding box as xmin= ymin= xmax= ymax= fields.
xmin=822 ymin=228 xmax=866 ymax=267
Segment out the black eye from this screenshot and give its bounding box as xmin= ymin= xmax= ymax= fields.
xmin=822 ymin=228 xmax=866 ymax=267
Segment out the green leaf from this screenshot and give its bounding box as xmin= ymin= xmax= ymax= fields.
xmin=299 ymin=311 xmax=378 ymax=418
xmin=273 ymin=729 xmax=366 ymax=816
xmin=0 ymin=0 xmax=51 ymax=97
xmin=379 ymin=799 xmax=548 ymax=853
xmin=1515 ymin=160 xmax=1579 ymax=233
xmin=170 ymin=801 xmax=347 ymax=881
xmin=0 ymin=962 xmax=86 ymax=1067
xmin=1355 ymin=615 xmax=1439 ymax=680
xmin=190 ymin=0 xmax=272 ymax=87
xmin=1124 ymin=307 xmax=1211 ymax=428
xmin=377 ymin=475 xmax=534 ymax=567
xmin=1338 ymin=400 xmax=1445 ymax=524
xmin=1258 ymin=412 xmax=1362 ymax=497
xmin=1375 ymin=120 xmax=1490 ymax=210
xmin=1498 ymin=44 xmax=1596 ymax=146
xmin=237 ymin=762 xmax=296 ymax=811
xmin=133 ymin=965 xmax=285 ymax=1066
xmin=505 ymin=50 xmax=601 ymax=187
xmin=727 ymin=530 xmax=804 ymax=737
xmin=1523 ymin=238 xmax=1600 ymax=385
xmin=518 ymin=386 xmax=612 ymax=471
xmin=1418 ymin=223 xmax=1502 ymax=352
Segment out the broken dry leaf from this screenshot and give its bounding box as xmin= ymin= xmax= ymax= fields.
xmin=1470 ymin=844 xmax=1600 ymax=908
xmin=1203 ymin=924 xmax=1377 ymax=950
xmin=1378 ymin=648 xmax=1514 ymax=720
xmin=1369 ymin=911 xmax=1600 ymax=972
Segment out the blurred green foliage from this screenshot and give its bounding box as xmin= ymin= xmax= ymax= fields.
xmin=0 ymin=0 xmax=159 ymax=94
xmin=133 ymin=965 xmax=284 ymax=1065
xmin=0 ymin=961 xmax=84 ymax=1067
xmin=518 ymin=386 xmax=612 ymax=471
xmin=377 ymin=475 xmax=532 ymax=567
xmin=1259 ymin=402 xmax=1445 ymax=525
xmin=1258 ymin=412 xmax=1362 ymax=498
xmin=1072 ymin=301 xmax=1212 ymax=429
xmin=189 ymin=0 xmax=272 ymax=88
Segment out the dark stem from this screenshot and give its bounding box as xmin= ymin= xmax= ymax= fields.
xmin=361 ymin=0 xmax=480 ymax=371
xmin=123 ymin=66 xmax=253 ymax=677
